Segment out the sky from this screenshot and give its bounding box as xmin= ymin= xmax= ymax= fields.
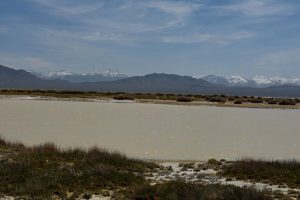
xmin=0 ymin=0 xmax=300 ymax=77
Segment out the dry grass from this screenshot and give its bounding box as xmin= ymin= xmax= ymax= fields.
xmin=0 ymin=137 xmax=295 ymax=199
xmin=0 ymin=136 xmax=158 ymax=199
xmin=1 ymin=89 xmax=299 ymax=110
xmin=133 ymin=181 xmax=272 ymax=200
xmin=0 ymin=136 xmax=25 ymax=149
xmin=219 ymin=158 xmax=300 ymax=188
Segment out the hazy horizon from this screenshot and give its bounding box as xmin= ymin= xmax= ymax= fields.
xmin=0 ymin=0 xmax=300 ymax=77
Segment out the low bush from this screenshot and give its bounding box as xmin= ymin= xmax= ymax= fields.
xmin=228 ymin=97 xmax=235 ymax=101
xmin=177 ymin=96 xmax=193 ymax=102
xmin=278 ymin=100 xmax=296 ymax=105
xmin=133 ymin=181 xmax=271 ymax=200
xmin=219 ymin=158 xmax=300 ymax=189
xmin=207 ymin=158 xmax=221 ymax=166
xmin=247 ymin=98 xmax=264 ymax=103
xmin=113 ymin=95 xmax=134 ymax=100
xmin=0 ymin=137 xmax=157 ymax=199
xmin=206 ymin=96 xmax=227 ymax=103
xmin=234 ymin=100 xmax=243 ymax=104
xmin=267 ymin=99 xmax=278 ymax=104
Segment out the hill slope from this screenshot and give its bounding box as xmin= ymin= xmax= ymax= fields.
xmin=1 ymin=65 xmax=300 ymax=97
xmin=0 ymin=65 xmax=70 ymax=89
xmin=75 ymin=73 xmax=217 ymax=94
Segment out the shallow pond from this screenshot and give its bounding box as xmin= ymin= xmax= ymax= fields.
xmin=0 ymin=98 xmax=299 ymax=160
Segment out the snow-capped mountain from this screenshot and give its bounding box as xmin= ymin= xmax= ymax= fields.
xmin=198 ymin=75 xmax=229 ymax=86
xmin=45 ymin=70 xmax=75 ymax=78
xmin=199 ymin=75 xmax=255 ymax=87
xmin=95 ymin=69 xmax=126 ymax=78
xmin=26 ymin=70 xmax=75 ymax=79
xmin=197 ymin=75 xmax=300 ymax=88
xmin=226 ymin=76 xmax=248 ymax=84
xmin=253 ymin=75 xmax=300 ymax=87
xmin=28 ymin=69 xmax=300 ymax=87
xmin=28 ymin=69 xmax=128 ymax=83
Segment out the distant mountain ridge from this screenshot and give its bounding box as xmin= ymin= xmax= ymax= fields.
xmin=197 ymin=75 xmax=300 ymax=88
xmin=29 ymin=69 xmax=300 ymax=87
xmin=0 ymin=65 xmax=70 ymax=89
xmin=1 ymin=65 xmax=300 ymax=97
xmin=29 ymin=69 xmax=127 ymax=82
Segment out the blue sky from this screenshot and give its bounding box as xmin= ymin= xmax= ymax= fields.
xmin=0 ymin=0 xmax=300 ymax=77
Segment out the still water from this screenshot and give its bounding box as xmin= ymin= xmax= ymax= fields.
xmin=0 ymin=98 xmax=299 ymax=160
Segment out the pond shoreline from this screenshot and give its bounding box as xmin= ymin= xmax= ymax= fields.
xmin=1 ymin=94 xmax=299 ymax=110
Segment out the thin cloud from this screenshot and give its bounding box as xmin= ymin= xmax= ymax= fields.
xmin=256 ymin=49 xmax=300 ymax=67
xmin=31 ymin=0 xmax=104 ymax=15
xmin=215 ymin=0 xmax=297 ymax=17
xmin=39 ymin=28 xmax=136 ymax=46
xmin=31 ymin=0 xmax=202 ymax=33
xmin=0 ymin=54 xmax=57 ymax=70
xmin=33 ymin=28 xmax=113 ymax=54
xmin=23 ymin=56 xmax=55 ymax=68
xmin=82 ymin=32 xmax=134 ymax=44
xmin=144 ymin=1 xmax=201 ymax=18
xmin=161 ymin=31 xmax=255 ymax=44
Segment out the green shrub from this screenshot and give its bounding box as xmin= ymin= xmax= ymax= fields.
xmin=247 ymin=98 xmax=264 ymax=103
xmin=133 ymin=181 xmax=271 ymax=200
xmin=234 ymin=100 xmax=243 ymax=104
xmin=279 ymin=100 xmax=296 ymax=105
xmin=207 ymin=158 xmax=221 ymax=166
xmin=220 ymin=158 xmax=300 ymax=188
xmin=0 ymin=137 xmax=156 ymax=198
xmin=177 ymin=96 xmax=193 ymax=102
xmin=267 ymin=99 xmax=278 ymax=104
xmin=206 ymin=96 xmax=227 ymax=103
xmin=113 ymin=95 xmax=134 ymax=100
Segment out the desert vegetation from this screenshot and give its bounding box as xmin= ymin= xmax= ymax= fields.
xmin=0 ymin=89 xmax=299 ymax=109
xmin=113 ymin=95 xmax=134 ymax=100
xmin=219 ymin=158 xmax=300 ymax=189
xmin=278 ymin=100 xmax=297 ymax=105
xmin=133 ymin=181 xmax=271 ymax=200
xmin=234 ymin=99 xmax=243 ymax=104
xmin=1 ymin=137 xmax=292 ymax=199
xmin=205 ymin=96 xmax=227 ymax=103
xmin=0 ymin=136 xmax=157 ymax=199
xmin=176 ymin=96 xmax=193 ymax=102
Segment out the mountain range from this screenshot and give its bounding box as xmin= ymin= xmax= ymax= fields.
xmin=30 ymin=69 xmax=300 ymax=88
xmin=196 ymin=75 xmax=300 ymax=88
xmin=1 ymin=65 xmax=300 ymax=98
xmin=28 ymin=69 xmax=127 ymax=82
xmin=0 ymin=65 xmax=69 ymax=90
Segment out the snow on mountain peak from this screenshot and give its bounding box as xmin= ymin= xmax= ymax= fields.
xmin=252 ymin=75 xmax=272 ymax=85
xmin=28 ymin=69 xmax=128 ymax=82
xmin=26 ymin=70 xmax=74 ymax=79
xmin=46 ymin=70 xmax=75 ymax=78
xmin=227 ymin=76 xmax=249 ymax=84
xmin=195 ymin=74 xmax=300 ymax=87
xmin=93 ymin=69 xmax=127 ymax=77
xmin=34 ymin=69 xmax=127 ymax=79
xmin=253 ymin=75 xmax=300 ymax=86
